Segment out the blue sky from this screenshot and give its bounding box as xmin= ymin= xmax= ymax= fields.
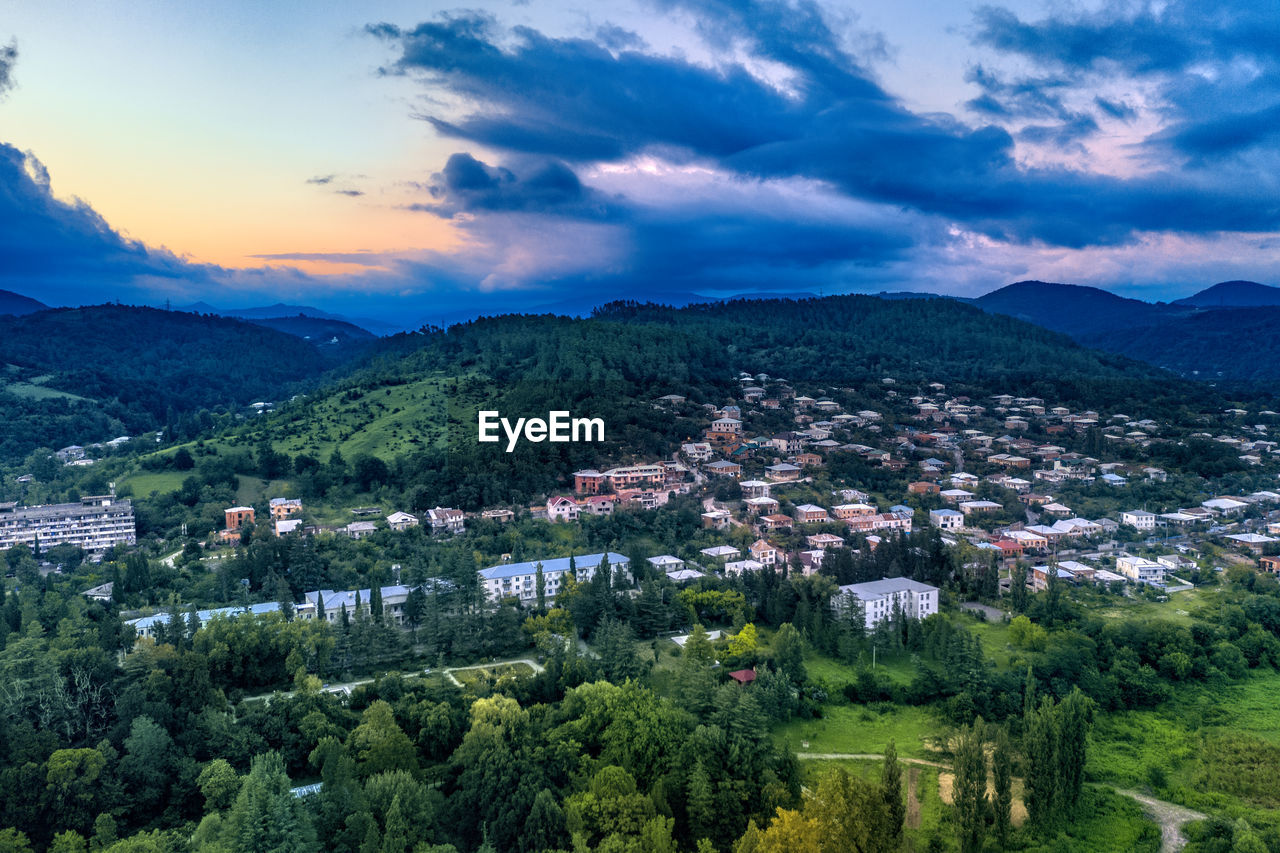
xmin=2 ymin=0 xmax=1279 ymax=326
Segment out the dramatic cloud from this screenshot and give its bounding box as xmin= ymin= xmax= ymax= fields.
xmin=371 ymin=0 xmax=1280 ymax=252
xmin=417 ymin=152 xmax=615 ymax=219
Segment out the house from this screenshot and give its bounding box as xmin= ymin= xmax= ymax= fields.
xmin=269 ymin=498 xmax=303 ymax=520
xmin=794 ymin=452 xmax=823 ymax=468
xmin=941 ymin=489 xmax=976 ymax=504
xmin=759 ymin=514 xmax=794 ymax=531
xmin=82 ymin=581 xmax=114 ymax=602
xmin=275 ymin=519 xmax=302 ymax=537
xmin=386 ymin=511 xmax=419 ymax=531
xmin=834 ymin=577 xmax=939 ymax=630
xmin=930 ymin=509 xmax=964 ymax=531
xmin=909 ymin=481 xmax=941 ymax=495
xmin=744 ymin=496 xmax=780 ymax=514
xmin=1202 ymin=497 xmax=1249 ymax=514
xmin=701 ymin=509 xmax=732 ymax=530
xmin=724 ymin=559 xmax=765 ymax=576
xmin=1121 ymin=510 xmax=1156 ymax=530
xmin=701 ymin=545 xmax=741 ymax=562
xmin=478 ymin=552 xmax=631 ymax=604
xmin=806 ymin=533 xmax=845 ymax=549
xmin=1225 ymin=533 xmax=1276 ymax=554
xmin=750 ymin=539 xmax=779 ymax=566
xmin=648 ymin=555 xmax=685 ymax=573
xmin=991 ymin=538 xmax=1025 ymax=559
xmin=960 ymin=500 xmax=1003 ymax=515
xmin=740 ymin=480 xmax=771 ymax=499
xmin=794 ymin=504 xmax=830 ymax=524
xmin=1031 ymin=565 xmax=1077 ymax=591
xmin=765 ymin=463 xmax=802 ymax=482
xmin=1116 ymin=554 xmax=1165 ymax=584
xmin=728 ymin=669 xmax=757 ymax=684
xmin=574 ymin=470 xmax=607 ymax=495
xmin=481 ymin=508 xmax=515 ymax=524
xmin=1260 ymin=556 xmax=1280 ymax=574
xmin=225 ymin=506 xmax=255 ymax=530
xmin=575 ymin=495 xmax=613 ymax=517
xmin=345 ymin=521 xmax=377 ymax=539
xmin=1004 ymin=530 xmax=1048 ymax=550
xmin=706 ymin=460 xmax=743 ymax=478
xmin=833 ymin=503 xmax=877 ymax=519
xmin=546 ymin=496 xmax=581 ymax=522
xmin=707 ymin=417 xmax=743 ymax=443
xmin=681 ymin=443 xmax=713 ymax=462
xmin=426 ymin=507 xmax=465 ymax=534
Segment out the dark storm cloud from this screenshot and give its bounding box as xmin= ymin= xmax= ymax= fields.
xmin=372 ymin=0 xmax=1280 ymax=248
xmin=415 ymin=152 xmax=615 ymax=218
xmin=0 ymin=143 xmax=194 ymax=301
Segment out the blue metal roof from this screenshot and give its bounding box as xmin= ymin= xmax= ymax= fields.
xmin=478 ymin=551 xmax=630 ymax=580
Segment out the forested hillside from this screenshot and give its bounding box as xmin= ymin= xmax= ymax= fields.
xmin=0 ymin=306 xmax=368 ymax=458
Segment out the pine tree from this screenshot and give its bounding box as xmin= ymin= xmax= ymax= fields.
xmin=521 ymin=789 xmax=568 ymax=853
xmin=686 ymin=760 xmax=715 ymax=842
xmin=1024 ymin=696 xmax=1060 ymax=831
xmin=954 ymin=718 xmax=987 ymax=853
xmin=535 ymin=562 xmax=546 ymax=613
xmin=881 ymin=740 xmax=905 ymax=848
xmin=369 ymin=584 xmax=383 ymax=623
xmin=1057 ymin=688 xmax=1094 ymax=816
xmin=992 ymin=725 xmax=1013 ymax=847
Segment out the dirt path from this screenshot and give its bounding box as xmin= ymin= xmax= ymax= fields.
xmin=906 ymin=766 xmax=921 ymax=829
xmin=1115 ymin=789 xmax=1206 ymax=853
xmin=795 ymin=752 xmax=950 ymax=769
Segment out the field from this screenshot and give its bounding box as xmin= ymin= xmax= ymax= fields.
xmin=447 ymin=661 xmax=538 ymax=687
xmin=775 ymin=702 xmax=944 ymax=761
xmin=1089 ymin=669 xmax=1280 ymax=825
xmin=267 ymin=374 xmax=455 ymax=459
xmin=121 ymin=470 xmax=189 ymax=496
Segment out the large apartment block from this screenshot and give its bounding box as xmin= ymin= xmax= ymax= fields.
xmin=834 ymin=577 xmax=939 ymax=630
xmin=0 ymin=495 xmax=136 ymax=553
xmin=479 ymin=552 xmax=631 ymax=604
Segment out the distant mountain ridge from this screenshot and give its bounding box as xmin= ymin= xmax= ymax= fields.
xmin=0 ymin=289 xmax=49 ymax=316
xmin=1172 ymin=280 xmax=1280 ymax=308
xmin=972 ymin=280 xmax=1189 ymax=337
xmin=180 ymin=301 xmax=397 ymax=336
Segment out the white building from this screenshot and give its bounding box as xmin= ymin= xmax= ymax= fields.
xmin=0 ymin=495 xmax=136 ymax=553
xmin=1115 ymin=554 xmax=1165 ymax=584
xmin=478 ymin=552 xmax=630 ymax=604
xmin=834 ymin=577 xmax=939 ymax=630
xmin=930 ymin=509 xmax=963 ymax=531
xmin=1121 ymin=510 xmax=1156 ymax=530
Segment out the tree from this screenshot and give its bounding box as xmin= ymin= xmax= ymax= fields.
xmin=1057 ymin=688 xmax=1094 ymax=817
xmin=521 ymin=789 xmax=568 ymax=853
xmin=403 ymin=587 xmax=426 ymax=641
xmin=992 ymin=725 xmax=1013 ymax=848
xmin=1024 ymin=696 xmax=1060 ymax=831
xmin=348 ymin=701 xmax=418 ymax=779
xmin=597 ymin=618 xmax=647 ymax=683
xmin=772 ymin=623 xmax=807 ymax=685
xmin=727 ymin=623 xmax=759 ymax=659
xmin=953 ymin=718 xmax=987 ymax=853
xmin=1010 ymin=562 xmax=1028 ymax=612
xmin=881 ymin=741 xmax=905 ymax=849
xmin=752 ymin=808 xmax=822 ymax=853
xmin=535 ymin=563 xmax=546 ymax=613
xmin=223 ymin=751 xmax=317 ymax=853
xmin=197 ymin=758 xmax=241 ymax=813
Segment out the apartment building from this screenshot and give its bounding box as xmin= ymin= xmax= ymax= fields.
xmin=478 ymin=552 xmax=631 ymax=604
xmin=0 ymin=495 xmax=136 ymax=553
xmin=834 ymin=577 xmax=939 ymax=630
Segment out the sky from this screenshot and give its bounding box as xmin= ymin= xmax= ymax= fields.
xmin=2 ymin=0 xmax=1279 ymax=327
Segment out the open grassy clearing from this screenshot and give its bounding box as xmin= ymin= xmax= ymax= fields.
xmin=121 ymin=470 xmax=190 ymax=496
xmin=1089 ymin=668 xmax=1280 ymax=825
xmin=775 ymin=703 xmax=944 ymax=761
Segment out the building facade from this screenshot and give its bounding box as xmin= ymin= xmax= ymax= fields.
xmin=0 ymin=496 xmax=136 ymax=553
